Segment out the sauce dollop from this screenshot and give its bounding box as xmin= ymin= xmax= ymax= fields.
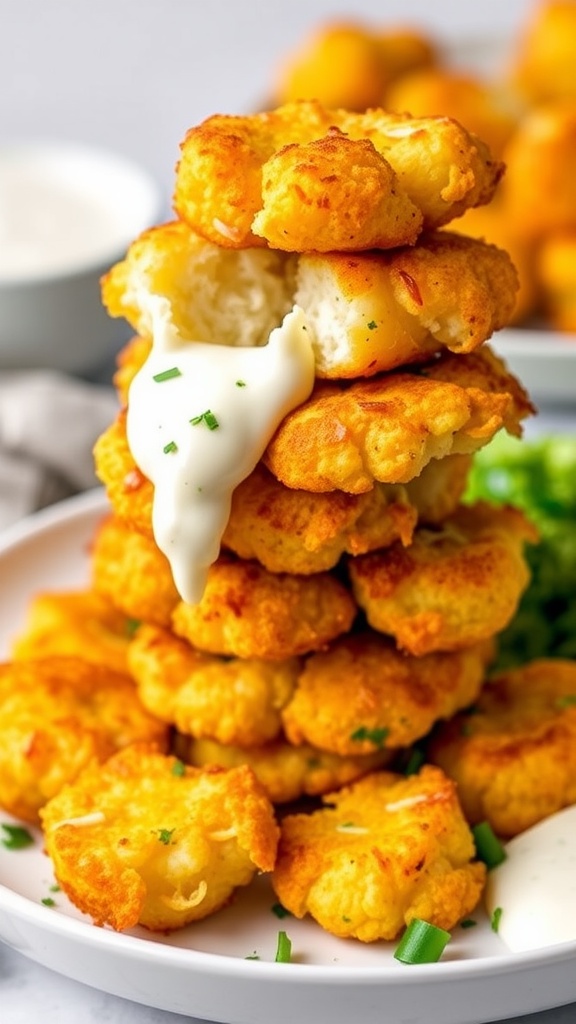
xmin=127 ymin=304 xmax=315 ymax=604
xmin=485 ymin=805 xmax=576 ymax=952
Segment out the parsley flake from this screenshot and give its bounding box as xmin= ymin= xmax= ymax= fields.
xmin=271 ymin=901 xmax=292 ymax=919
xmin=350 ymin=725 xmax=389 ymax=748
xmin=41 ymin=897 xmax=56 ymax=907
xmin=460 ymin=919 xmax=477 ymax=929
xmin=367 ymin=320 xmax=377 ymax=330
xmin=190 ymin=409 xmax=219 ymax=431
xmin=171 ymin=760 xmax=186 ymax=777
xmin=163 ymin=440 xmax=178 ymax=454
xmin=1 ymin=823 xmax=34 ymax=850
xmin=156 ymin=828 xmax=175 ymax=845
xmin=235 ymin=380 xmax=247 ymax=388
xmin=491 ymin=907 xmax=503 ymax=933
xmin=153 ymin=367 xmax=182 ymax=383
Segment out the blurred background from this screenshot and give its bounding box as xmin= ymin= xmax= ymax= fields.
xmin=0 ymin=0 xmax=538 ymax=216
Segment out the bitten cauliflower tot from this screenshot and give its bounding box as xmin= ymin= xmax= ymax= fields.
xmin=272 ymin=765 xmax=485 ymax=941
xmin=41 ymin=745 xmax=279 ymax=931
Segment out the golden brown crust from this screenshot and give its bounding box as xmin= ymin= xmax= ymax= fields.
xmin=128 ymin=624 xmax=299 ymax=747
xmin=185 ymin=735 xmax=391 ymax=804
xmin=282 ymin=632 xmax=494 ymax=755
xmin=174 ymin=100 xmax=503 ymax=251
xmin=94 ymin=415 xmax=472 ymax=574
xmin=91 ymin=514 xmax=179 ymax=628
xmin=272 ymin=765 xmax=485 ymax=941
xmin=0 ymin=657 xmax=168 ymax=822
xmin=348 ymin=502 xmax=538 ymax=655
xmin=508 ymin=0 xmax=576 ymax=104
xmin=171 ymin=556 xmax=357 ymax=660
xmin=537 ymin=231 xmax=576 ymax=332
xmin=264 ymin=346 xmax=534 ymax=493
xmin=428 ymin=658 xmax=576 ymax=837
xmin=41 ymin=745 xmax=279 ymax=931
xmin=11 ymin=590 xmax=135 ymax=675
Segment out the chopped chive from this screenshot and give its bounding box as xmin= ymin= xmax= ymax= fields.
xmin=41 ymin=897 xmax=56 ymax=907
xmin=367 ymin=320 xmax=377 ymax=330
xmin=394 ymin=918 xmax=451 ymax=964
xmin=556 ymin=694 xmax=576 ymax=708
xmin=271 ymin=901 xmax=292 ymax=919
xmin=403 ymin=747 xmax=425 ymax=776
xmin=190 ymin=409 xmax=219 ymax=431
xmin=350 ymin=725 xmax=389 ymax=748
xmin=163 ymin=440 xmax=178 ymax=454
xmin=1 ymin=824 xmax=34 ymax=850
xmin=156 ymin=828 xmax=175 ymax=845
xmin=472 ymin=821 xmax=507 ymax=869
xmin=491 ymin=907 xmax=503 ymax=933
xmin=275 ymin=930 xmax=292 ymax=963
xmin=171 ymin=760 xmax=186 ymax=777
xmin=49 ymin=884 xmax=61 ymax=893
xmin=460 ymin=918 xmax=477 ymax=929
xmin=152 ymin=367 xmax=182 ymax=382
xmin=235 ymin=380 xmax=247 ymax=388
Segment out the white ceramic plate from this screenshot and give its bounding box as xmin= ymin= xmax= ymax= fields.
xmin=492 ymin=328 xmax=576 ymax=405
xmin=0 ymin=490 xmax=576 ymax=1024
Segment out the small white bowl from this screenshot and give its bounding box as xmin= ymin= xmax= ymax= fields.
xmin=0 ymin=141 xmax=162 ymax=375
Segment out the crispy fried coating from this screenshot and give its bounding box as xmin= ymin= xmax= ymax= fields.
xmin=349 ymin=502 xmax=538 ymax=656
xmin=94 ymin=414 xmax=471 ymax=574
xmin=264 ymin=346 xmax=534 ymax=493
xmin=91 ymin=514 xmax=179 ymax=627
xmin=41 ymin=745 xmax=278 ymax=931
xmin=295 ymin=232 xmax=518 ymax=377
xmin=11 ymin=590 xmax=135 ymax=675
xmin=102 ymin=220 xmax=296 ymax=347
xmin=171 ymin=556 xmax=357 ymax=660
xmin=282 ymin=632 xmax=493 ymax=756
xmin=428 ymin=659 xmax=576 ymax=837
xmin=502 ymin=103 xmax=576 ymax=239
xmin=385 ymin=68 xmax=517 ymax=158
xmin=128 ymin=624 xmax=298 ymax=747
xmin=537 ymin=231 xmax=576 ymax=332
xmin=174 ymin=100 xmax=503 ymax=251
xmin=113 ymin=335 xmax=152 ymax=407
xmin=452 ymin=199 xmax=538 ymax=325
xmin=274 ymin=22 xmax=436 ymax=111
xmin=0 ymin=658 xmax=168 ymax=822
xmin=272 ymin=765 xmax=486 ymax=941
xmin=93 ymin=410 xmax=154 ymax=537
xmin=185 ymin=735 xmax=391 ymax=804
xmin=101 ymin=223 xmax=517 ymax=379
xmin=508 ymin=0 xmax=576 ymax=104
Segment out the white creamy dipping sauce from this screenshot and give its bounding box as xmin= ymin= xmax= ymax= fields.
xmin=485 ymin=805 xmax=576 ymax=952
xmin=127 ymin=304 xmax=315 ymax=605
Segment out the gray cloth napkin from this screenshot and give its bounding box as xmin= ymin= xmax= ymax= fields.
xmin=0 ymin=371 xmax=118 ymax=531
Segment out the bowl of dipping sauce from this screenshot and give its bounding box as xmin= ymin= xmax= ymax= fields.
xmin=0 ymin=141 xmax=162 ymax=375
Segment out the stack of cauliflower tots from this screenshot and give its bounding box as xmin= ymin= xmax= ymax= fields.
xmin=6 ymin=97 xmax=575 ymax=945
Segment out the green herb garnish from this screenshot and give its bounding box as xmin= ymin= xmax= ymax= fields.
xmin=556 ymin=694 xmax=576 ymax=708
xmin=245 ymin=952 xmax=260 ymax=960
xmin=394 ymin=918 xmax=451 ymax=964
xmin=460 ymin=918 xmax=477 ymax=929
xmin=350 ymin=725 xmax=389 ymax=748
xmin=271 ymin=902 xmax=292 ymax=919
xmin=1 ymin=824 xmax=34 ymax=850
xmin=491 ymin=907 xmax=503 ymax=933
xmin=163 ymin=440 xmax=178 ymax=454
xmin=472 ymin=821 xmax=507 ymax=870
xmin=41 ymin=897 xmax=56 ymax=907
xmin=171 ymin=760 xmax=186 ymax=777
xmin=235 ymin=380 xmax=247 ymax=388
xmin=367 ymin=320 xmax=377 ymax=330
xmin=156 ymin=828 xmax=175 ymax=845
xmin=190 ymin=409 xmax=219 ymax=431
xmin=153 ymin=367 xmax=182 ymax=382
xmin=275 ymin=930 xmax=292 ymax=963
xmin=403 ymin=747 xmax=425 ymax=776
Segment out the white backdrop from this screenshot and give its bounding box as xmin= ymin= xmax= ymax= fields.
xmin=0 ymin=0 xmax=538 ymax=213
